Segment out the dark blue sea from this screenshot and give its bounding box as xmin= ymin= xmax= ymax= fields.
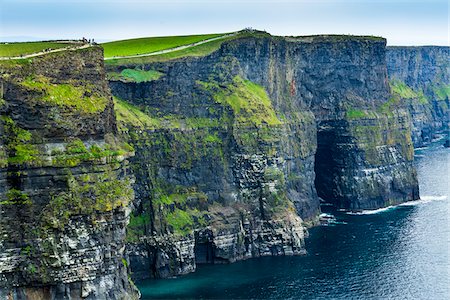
xmin=138 ymin=141 xmax=450 ymax=299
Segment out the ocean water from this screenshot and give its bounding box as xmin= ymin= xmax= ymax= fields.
xmin=138 ymin=142 xmax=450 ymax=299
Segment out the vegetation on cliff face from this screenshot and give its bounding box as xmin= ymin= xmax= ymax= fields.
xmin=114 ymin=97 xmax=221 ymax=132
xmin=107 ymin=68 xmax=164 ymax=83
xmin=1 ymin=115 xmax=40 ymax=166
xmin=21 ymin=75 xmax=109 ymax=113
xmin=433 ymin=84 xmax=450 ymax=100
xmin=51 ymin=135 xmax=133 ymax=167
xmin=42 ymin=171 xmax=133 ymax=230
xmin=198 ymin=76 xmax=282 ymax=126
xmin=114 ymin=97 xmax=161 ymax=129
xmin=390 ymin=79 xmax=428 ymax=104
xmin=346 ymin=108 xmax=370 ymax=119
xmin=0 ymin=189 xmax=31 ymax=205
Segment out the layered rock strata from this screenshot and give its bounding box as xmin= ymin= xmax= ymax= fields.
xmin=107 ymin=33 xmax=419 ymax=280
xmin=386 ymin=46 xmax=450 ymax=146
xmin=0 ymin=47 xmax=138 ymax=299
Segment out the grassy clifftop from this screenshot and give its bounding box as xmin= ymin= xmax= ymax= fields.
xmin=0 ymin=41 xmax=75 ymax=57
xmin=103 ymin=30 xmax=271 ymax=65
xmin=102 ymin=33 xmax=227 ymax=58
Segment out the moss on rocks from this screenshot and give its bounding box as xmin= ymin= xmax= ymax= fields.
xmin=107 ymin=69 xmax=164 ymax=83
xmin=1 ymin=115 xmax=40 ymax=166
xmin=0 ymin=189 xmax=31 ymax=205
xmin=21 ymin=75 xmax=108 ymax=114
xmin=42 ymin=171 xmax=133 ymax=230
xmin=126 ymin=214 xmax=150 ymax=243
xmin=197 ymin=76 xmax=282 ymax=126
xmin=51 ymin=136 xmax=133 ymax=168
xmin=433 ymin=84 xmax=450 ymax=100
xmin=390 ymin=79 xmax=428 ymax=104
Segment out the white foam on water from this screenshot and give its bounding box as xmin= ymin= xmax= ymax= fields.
xmin=346 ymin=206 xmax=396 ymax=215
xmin=319 ymin=213 xmax=334 ymax=218
xmin=399 ymin=195 xmax=448 ymax=206
xmin=345 ymin=195 xmax=447 ymax=215
xmin=432 ymin=135 xmax=445 ymax=142
xmin=414 ymin=146 xmax=429 ymax=151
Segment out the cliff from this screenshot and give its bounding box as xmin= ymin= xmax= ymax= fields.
xmin=0 ymin=47 xmax=139 ymax=299
xmin=386 ymin=46 xmax=450 ymax=146
xmin=106 ymin=33 xmax=419 ymax=280
xmin=0 ymin=33 xmax=428 ymax=294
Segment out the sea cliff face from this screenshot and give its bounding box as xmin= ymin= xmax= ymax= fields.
xmin=107 ymin=34 xmax=419 ymax=280
xmin=0 ymin=47 xmax=138 ymax=299
xmin=386 ymin=46 xmax=450 ymax=146
xmin=0 ymin=33 xmax=427 ymax=295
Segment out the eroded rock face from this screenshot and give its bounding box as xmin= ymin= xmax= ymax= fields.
xmin=107 ymin=34 xmax=419 ymax=280
xmin=0 ymin=47 xmax=138 ymax=299
xmin=0 ymin=35 xmax=426 ymax=291
xmin=386 ymin=46 xmax=450 ymax=147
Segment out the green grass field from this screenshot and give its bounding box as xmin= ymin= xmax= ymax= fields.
xmin=0 ymin=41 xmax=74 ymax=57
xmin=104 ymin=31 xmax=269 ymax=66
xmin=102 ymin=33 xmax=227 ymax=58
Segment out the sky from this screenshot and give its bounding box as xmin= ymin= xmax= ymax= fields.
xmin=0 ymin=0 xmax=448 ymax=45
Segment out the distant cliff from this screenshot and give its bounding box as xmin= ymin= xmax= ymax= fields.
xmin=0 ymin=47 xmax=138 ymax=299
xmin=386 ymin=46 xmax=450 ymax=146
xmin=107 ymin=34 xmax=419 ymax=280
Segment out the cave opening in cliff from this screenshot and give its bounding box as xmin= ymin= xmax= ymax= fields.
xmin=313 ymin=121 xmax=341 ymax=207
xmin=194 ymin=240 xmax=215 ymax=264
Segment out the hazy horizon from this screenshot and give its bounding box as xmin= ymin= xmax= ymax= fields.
xmin=1 ymin=0 xmax=448 ymax=46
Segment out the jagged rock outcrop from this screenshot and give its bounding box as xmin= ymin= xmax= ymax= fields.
xmin=0 ymin=47 xmax=139 ymax=299
xmin=106 ymin=33 xmax=419 ymax=280
xmin=386 ymin=46 xmax=450 ymax=146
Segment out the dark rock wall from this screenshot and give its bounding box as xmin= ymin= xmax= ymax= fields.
xmin=0 ymin=47 xmax=138 ymax=299
xmin=0 ymin=36 xmax=433 ymax=293
xmin=386 ymin=46 xmax=450 ymax=146
xmin=107 ymin=35 xmax=419 ymax=280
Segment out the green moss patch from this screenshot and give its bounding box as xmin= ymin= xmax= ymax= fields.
xmin=42 ymin=172 xmax=133 ymax=230
xmin=51 ymin=136 xmax=132 ymax=168
xmin=1 ymin=116 xmax=40 ymax=166
xmin=21 ymin=76 xmax=108 ymax=114
xmin=390 ymin=80 xmax=428 ymax=104
xmin=434 ymin=84 xmax=450 ymax=100
xmin=346 ymin=108 xmax=368 ymax=119
xmin=165 ymin=209 xmax=194 ymax=235
xmin=126 ymin=213 xmax=150 ymax=243
xmin=114 ymin=97 xmax=161 ymax=130
xmin=198 ymin=76 xmax=282 ymax=126
xmin=114 ymin=97 xmax=221 ymax=132
xmin=0 ymin=189 xmax=31 ymax=205
xmin=107 ymin=69 xmax=163 ymax=83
